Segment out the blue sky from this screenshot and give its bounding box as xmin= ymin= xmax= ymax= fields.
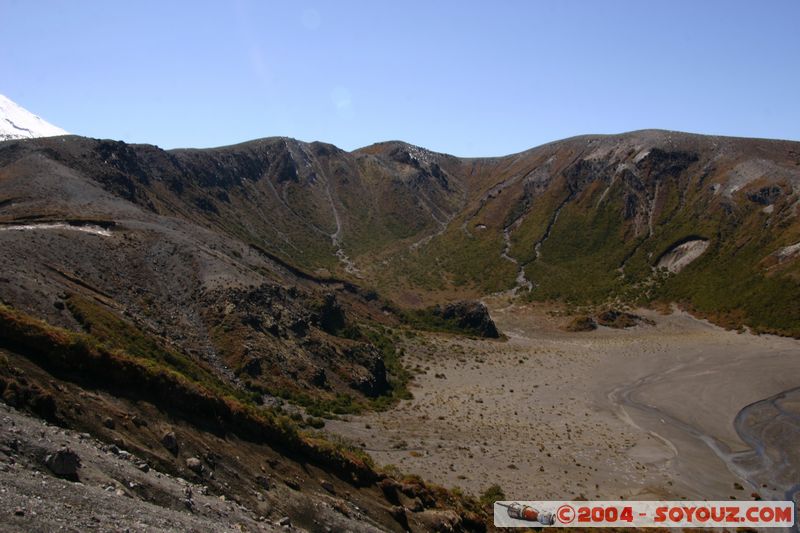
xmin=2 ymin=1 xmax=798 ymax=156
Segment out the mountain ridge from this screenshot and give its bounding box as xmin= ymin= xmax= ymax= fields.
xmin=167 ymin=128 xmax=800 ymax=160
xmin=2 ymin=128 xmax=799 ymax=335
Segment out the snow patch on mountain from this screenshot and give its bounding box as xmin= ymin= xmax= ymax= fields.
xmin=0 ymin=94 xmax=68 ymax=141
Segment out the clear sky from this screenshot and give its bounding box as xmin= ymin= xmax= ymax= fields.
xmin=2 ymin=1 xmax=799 ymax=156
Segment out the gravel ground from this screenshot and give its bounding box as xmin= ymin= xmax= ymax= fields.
xmin=326 ymin=303 xmax=800 ymax=503
xmin=0 ymin=401 xmax=280 ymax=532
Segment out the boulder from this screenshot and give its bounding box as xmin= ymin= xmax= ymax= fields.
xmin=378 ymin=477 xmax=401 ymax=503
xmin=45 ymin=448 xmax=81 ymax=480
xmin=160 ymin=431 xmax=179 ymax=455
xmin=390 ymin=505 xmax=409 ymax=529
xmin=185 ymin=457 xmax=203 ymax=474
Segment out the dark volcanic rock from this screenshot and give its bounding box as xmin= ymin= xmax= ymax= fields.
xmin=160 ymin=431 xmax=179 ymax=455
xmin=345 ymin=345 xmax=389 ymax=397
xmin=316 ymin=293 xmax=346 ymax=334
xmin=378 ymin=478 xmax=401 ymax=503
xmin=596 ymin=309 xmax=654 ymax=329
xmin=45 ymin=448 xmax=81 ymax=480
xmin=390 ymin=505 xmax=409 ymax=529
xmin=596 ymin=309 xmax=639 ymax=328
xmin=634 ymin=148 xmax=699 ymax=178
xmin=308 ymin=366 xmax=327 ymax=387
xmin=565 ymin=316 xmax=597 ymax=332
xmin=436 ymin=301 xmax=500 ymax=338
xmin=747 ymin=185 xmax=782 ymax=205
xmin=241 ymin=357 xmax=262 ymax=377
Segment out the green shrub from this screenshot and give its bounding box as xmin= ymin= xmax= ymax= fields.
xmin=480 ymin=484 xmax=506 ymax=507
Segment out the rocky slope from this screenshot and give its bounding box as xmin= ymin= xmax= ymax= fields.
xmin=1 ymin=127 xmax=799 ymax=530
xmin=0 ymin=321 xmax=486 ymax=533
xmin=0 ymin=347 xmax=481 ymax=532
xmin=4 ymin=130 xmax=799 ymax=333
xmin=0 ymin=132 xmax=495 ymax=531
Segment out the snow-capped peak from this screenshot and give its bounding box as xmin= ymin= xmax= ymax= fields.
xmin=0 ymin=93 xmax=68 ymax=141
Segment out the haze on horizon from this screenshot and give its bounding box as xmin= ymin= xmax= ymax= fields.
xmin=2 ymin=0 xmax=798 ymax=156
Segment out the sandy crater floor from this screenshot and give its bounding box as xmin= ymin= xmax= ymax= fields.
xmin=327 ymin=302 xmax=800 ymax=502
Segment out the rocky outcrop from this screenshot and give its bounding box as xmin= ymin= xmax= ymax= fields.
xmin=200 ymin=284 xmax=391 ymax=403
xmin=565 ymin=316 xmax=597 ymax=332
xmin=656 ymin=239 xmax=710 ymax=273
xmin=747 ymin=185 xmax=783 ymax=205
xmin=316 ymin=293 xmax=346 ymax=335
xmin=596 ymin=310 xmax=654 ymax=329
xmin=345 ymin=345 xmax=389 ymax=397
xmin=434 ymin=301 xmax=500 ymax=338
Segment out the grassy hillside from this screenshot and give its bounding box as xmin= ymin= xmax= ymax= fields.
xmin=2 ymin=131 xmax=799 ymax=334
xmin=364 ymin=133 xmax=800 ymax=335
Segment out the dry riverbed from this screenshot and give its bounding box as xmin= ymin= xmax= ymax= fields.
xmin=326 ymin=302 xmax=800 ymax=504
